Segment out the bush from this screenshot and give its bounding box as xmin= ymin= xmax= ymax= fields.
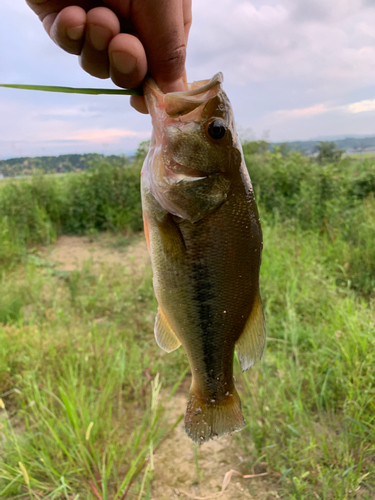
xmin=244 ymin=143 xmax=375 ymax=297
xmin=0 ymin=157 xmax=144 ymax=267
xmin=1 ymin=143 xmax=374 ymax=297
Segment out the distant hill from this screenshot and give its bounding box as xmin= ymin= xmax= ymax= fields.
xmin=0 ymin=153 xmax=129 ymax=178
xmin=271 ymin=136 xmax=375 ymax=154
xmin=2 ymin=135 xmax=375 ymax=178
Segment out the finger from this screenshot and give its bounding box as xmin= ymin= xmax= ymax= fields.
xmin=44 ymin=5 xmax=87 ymax=55
xmin=131 ymin=0 xmax=188 ymax=93
xmin=79 ymin=7 xmax=120 ymax=79
xmin=183 ymin=0 xmax=193 ymax=44
xmin=130 ymin=96 xmax=148 ymax=114
xmin=108 ymin=33 xmax=148 ymax=89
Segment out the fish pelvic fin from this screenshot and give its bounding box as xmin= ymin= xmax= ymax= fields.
xmin=185 ymin=388 xmax=244 ymax=444
xmin=236 ymin=291 xmax=266 ymax=372
xmin=154 ymin=307 xmax=181 ymax=353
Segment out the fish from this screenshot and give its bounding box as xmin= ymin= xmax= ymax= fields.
xmin=141 ymin=72 xmax=266 ymax=443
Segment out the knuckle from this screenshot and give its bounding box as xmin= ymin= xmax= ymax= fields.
xmin=157 ymin=44 xmax=186 ymax=76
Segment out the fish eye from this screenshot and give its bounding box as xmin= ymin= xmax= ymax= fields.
xmin=207 ymin=120 xmax=226 ymax=140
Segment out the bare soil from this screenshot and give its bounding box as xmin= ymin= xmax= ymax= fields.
xmin=153 ymin=390 xmax=280 ymax=500
xmin=47 ymin=234 xmax=280 ymax=499
xmin=47 ymin=233 xmax=150 ymax=272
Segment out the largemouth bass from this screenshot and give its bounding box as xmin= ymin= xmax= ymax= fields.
xmin=141 ymin=73 xmax=266 ymax=443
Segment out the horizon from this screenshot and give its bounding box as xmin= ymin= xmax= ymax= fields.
xmin=3 ymin=133 xmax=375 ymax=162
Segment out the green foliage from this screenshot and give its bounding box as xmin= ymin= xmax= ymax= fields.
xmin=0 ymin=257 xmax=182 ymax=498
xmin=0 ymin=153 xmax=128 ymax=177
xmin=315 ymin=141 xmax=344 ymax=164
xmin=0 ymin=142 xmax=374 ymax=498
xmin=1 ymin=144 xmax=374 ymax=298
xmin=244 ymin=144 xmax=375 ymax=297
xmin=0 ymin=158 xmax=144 ymax=266
xmin=0 ymin=226 xmax=374 ymax=498
xmin=271 ymin=135 xmax=375 ymax=154
xmin=242 ymin=139 xmax=269 ymax=155
xmin=61 ymin=160 xmax=143 ymax=234
xmin=238 ymin=223 xmax=375 ymax=498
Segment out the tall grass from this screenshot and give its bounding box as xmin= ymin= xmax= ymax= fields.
xmin=238 ymin=223 xmax=375 ymax=499
xmin=0 ymin=144 xmax=374 ymax=497
xmin=0 ymin=255 xmax=187 ymax=498
xmin=244 ymin=145 xmax=375 ymax=297
xmin=0 ymin=159 xmax=142 ymax=267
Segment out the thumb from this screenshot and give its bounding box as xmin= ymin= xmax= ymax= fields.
xmin=131 ymin=0 xmax=191 ymax=93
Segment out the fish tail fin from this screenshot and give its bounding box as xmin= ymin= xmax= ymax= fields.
xmin=185 ymin=387 xmax=244 ymax=444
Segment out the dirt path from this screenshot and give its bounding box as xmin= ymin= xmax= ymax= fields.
xmin=46 ymin=233 xmax=150 ymax=272
xmin=46 ymin=234 xmax=279 ymax=499
xmin=153 ymin=391 xmax=279 ymax=500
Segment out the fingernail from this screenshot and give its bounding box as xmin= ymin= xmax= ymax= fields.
xmin=111 ymin=52 xmax=137 ymax=75
xmin=88 ymin=25 xmax=112 ymax=52
xmin=66 ymin=25 xmax=85 ymax=42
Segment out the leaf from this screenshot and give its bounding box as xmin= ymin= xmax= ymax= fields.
xmin=0 ymin=84 xmax=143 ymax=96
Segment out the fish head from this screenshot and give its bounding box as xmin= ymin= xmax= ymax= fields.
xmin=142 ymin=73 xmax=243 ymax=222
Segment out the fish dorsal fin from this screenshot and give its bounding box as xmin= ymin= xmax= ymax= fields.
xmin=154 ymin=307 xmax=181 ymax=353
xmin=235 ymin=292 xmax=266 ymax=372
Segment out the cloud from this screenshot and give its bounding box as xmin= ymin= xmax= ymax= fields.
xmin=70 ymin=129 xmax=151 ymax=144
xmin=189 ymin=0 xmax=375 ymax=93
xmin=4 ymin=0 xmax=375 ymax=154
xmin=346 ymin=99 xmax=375 ymax=114
xmin=276 ymin=103 xmax=329 ymax=118
xmin=290 ymin=0 xmax=363 ymax=23
xmin=0 ymin=94 xmax=151 ymax=158
xmin=274 ymin=97 xmax=375 ymax=121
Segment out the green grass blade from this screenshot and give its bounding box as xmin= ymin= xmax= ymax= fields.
xmin=0 ymin=83 xmax=143 ymax=96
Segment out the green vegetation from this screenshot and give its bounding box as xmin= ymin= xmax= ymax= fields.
xmin=0 ymin=154 xmax=129 ymax=178
xmin=315 ymin=141 xmax=344 ymax=164
xmin=0 ymin=248 xmax=187 ymax=498
xmin=0 ymin=157 xmax=142 ymax=267
xmin=244 ymin=143 xmax=375 ymax=296
xmin=0 ymin=144 xmax=374 ymax=498
xmin=271 ymin=135 xmax=375 ymax=155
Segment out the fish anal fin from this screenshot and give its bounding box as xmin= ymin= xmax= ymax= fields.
xmin=236 ymin=292 xmax=266 ymax=372
xmin=154 ymin=307 xmax=181 ymax=353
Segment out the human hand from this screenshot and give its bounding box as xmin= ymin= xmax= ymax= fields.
xmin=26 ymin=0 xmax=192 ymax=113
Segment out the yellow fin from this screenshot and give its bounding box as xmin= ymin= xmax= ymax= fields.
xmin=236 ymin=292 xmax=266 ymax=372
xmin=154 ymin=308 xmax=181 ymax=353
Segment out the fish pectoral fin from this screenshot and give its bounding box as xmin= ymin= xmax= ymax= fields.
xmin=154 ymin=307 xmax=181 ymax=353
xmin=235 ymin=292 xmax=266 ymax=372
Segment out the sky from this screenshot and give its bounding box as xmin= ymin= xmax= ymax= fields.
xmin=2 ymin=0 xmax=375 ymax=159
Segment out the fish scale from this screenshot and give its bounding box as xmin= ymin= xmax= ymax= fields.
xmin=141 ymin=72 xmax=266 ymax=443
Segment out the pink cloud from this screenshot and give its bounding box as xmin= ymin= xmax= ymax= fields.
xmin=276 ymin=103 xmax=328 ymax=118
xmin=67 ymin=129 xmax=151 ymax=144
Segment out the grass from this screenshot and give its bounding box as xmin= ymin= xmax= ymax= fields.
xmin=0 ymin=224 xmax=374 ymax=498
xmin=238 ymin=223 xmax=375 ymax=499
xmin=0 ymin=254 xmax=188 ymax=498
xmin=0 ymin=147 xmax=374 ymax=498
xmin=0 ymin=159 xmax=143 ymax=268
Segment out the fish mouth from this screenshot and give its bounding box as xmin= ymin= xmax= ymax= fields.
xmin=144 ymin=73 xmax=223 ymax=119
xmin=162 ymin=158 xmax=207 ymax=185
